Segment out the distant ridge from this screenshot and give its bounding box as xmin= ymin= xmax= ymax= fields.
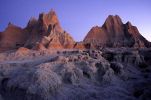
xmin=0 ymin=10 xmax=150 ymax=52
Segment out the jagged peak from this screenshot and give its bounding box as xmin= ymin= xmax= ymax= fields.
xmin=27 ymin=17 xmax=38 ymax=27
xmin=48 ymin=9 xmax=57 ymax=16
xmin=126 ymin=21 xmax=133 ymax=27
xmin=92 ymin=25 xmax=100 ymax=28
xmin=8 ymin=22 xmax=15 ymax=27
xmin=29 ymin=17 xmax=37 ymax=22
xmin=90 ymin=26 xmax=100 ymax=30
xmin=39 ymin=9 xmax=58 ymax=21
xmin=38 ymin=9 xmax=61 ymax=29
xmin=102 ymin=15 xmax=124 ymax=34
xmin=103 ymin=15 xmax=123 ymax=26
xmin=6 ymin=22 xmax=21 ymax=29
xmin=107 ymin=15 xmax=121 ymax=20
xmin=38 ymin=12 xmax=45 ymax=20
xmin=39 ymin=9 xmax=56 ymax=19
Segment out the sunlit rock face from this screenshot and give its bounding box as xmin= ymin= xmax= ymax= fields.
xmin=0 ymin=10 xmax=75 ymax=52
xmin=84 ymin=15 xmax=151 ymax=48
xmin=24 ymin=9 xmax=75 ymax=49
xmin=0 ymin=11 xmax=150 ymax=52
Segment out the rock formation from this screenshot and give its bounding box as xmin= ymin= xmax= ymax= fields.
xmin=84 ymin=15 xmax=151 ymax=48
xmin=24 ymin=9 xmax=75 ymax=49
xmin=0 ymin=9 xmax=75 ymax=52
xmin=74 ymin=42 xmax=86 ymax=49
xmin=0 ymin=11 xmax=150 ymax=52
xmin=0 ymin=23 xmax=29 ymax=52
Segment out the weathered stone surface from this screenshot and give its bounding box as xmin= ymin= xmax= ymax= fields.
xmin=0 ymin=12 xmax=150 ymax=52
xmin=25 ymin=10 xmax=75 ymax=49
xmin=84 ymin=15 xmax=151 ymax=48
xmin=0 ymin=23 xmax=29 ymax=51
xmin=0 ymin=48 xmax=150 ymax=100
xmin=15 ymin=47 xmax=30 ymax=56
xmin=0 ymin=10 xmax=75 ymax=51
xmin=34 ymin=43 xmax=47 ymax=51
xmin=45 ymin=31 xmax=75 ymax=49
xmin=74 ymin=42 xmax=86 ymax=49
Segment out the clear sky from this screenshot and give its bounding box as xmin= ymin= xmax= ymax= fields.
xmin=0 ymin=0 xmax=151 ymax=42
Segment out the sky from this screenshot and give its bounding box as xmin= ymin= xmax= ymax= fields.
xmin=0 ymin=0 xmax=151 ymax=42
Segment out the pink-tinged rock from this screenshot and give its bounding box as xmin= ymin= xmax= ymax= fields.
xmin=0 ymin=23 xmax=29 ymax=51
xmin=84 ymin=15 xmax=151 ymax=48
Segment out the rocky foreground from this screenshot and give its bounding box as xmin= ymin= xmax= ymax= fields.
xmin=0 ymin=48 xmax=150 ymax=100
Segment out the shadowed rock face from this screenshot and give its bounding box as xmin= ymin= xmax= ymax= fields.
xmin=84 ymin=15 xmax=151 ymax=48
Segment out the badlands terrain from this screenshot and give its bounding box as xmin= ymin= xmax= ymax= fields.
xmin=0 ymin=10 xmax=151 ymax=100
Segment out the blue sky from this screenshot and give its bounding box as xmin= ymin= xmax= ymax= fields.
xmin=0 ymin=0 xmax=151 ymax=41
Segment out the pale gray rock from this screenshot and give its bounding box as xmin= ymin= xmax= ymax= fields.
xmin=0 ymin=48 xmax=150 ymax=100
